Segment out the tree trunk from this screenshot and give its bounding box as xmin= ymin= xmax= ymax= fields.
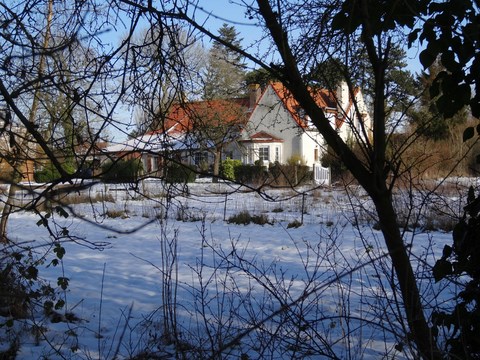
xmin=212 ymin=148 xmax=221 ymax=183
xmin=371 ymin=191 xmax=442 ymax=359
xmin=0 ymin=0 xmax=54 ymax=243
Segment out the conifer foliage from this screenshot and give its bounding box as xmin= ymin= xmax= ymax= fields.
xmin=203 ymin=24 xmax=246 ymax=100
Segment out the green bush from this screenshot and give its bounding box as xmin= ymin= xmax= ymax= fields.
xmin=164 ymin=162 xmax=196 ymax=183
xmin=220 ymin=158 xmax=243 ymax=180
xmin=34 ymin=162 xmax=76 ymax=183
xmin=269 ymin=162 xmax=312 ymax=186
xmin=234 ymin=164 xmax=268 ymax=184
xmin=321 ymin=148 xmax=347 ymax=181
xmin=101 ymin=158 xmax=143 ymax=183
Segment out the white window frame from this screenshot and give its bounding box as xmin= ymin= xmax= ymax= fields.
xmin=275 ymin=146 xmax=280 ymax=162
xmin=258 ymin=146 xmax=270 ymax=162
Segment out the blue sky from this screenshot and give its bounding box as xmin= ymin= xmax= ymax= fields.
xmin=108 ymin=1 xmax=423 ymax=140
xmin=191 ymin=1 xmax=422 ymax=74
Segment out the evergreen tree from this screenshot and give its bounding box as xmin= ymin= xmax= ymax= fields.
xmin=245 ymin=68 xmax=277 ymax=88
xmin=410 ymin=59 xmax=468 ymax=141
xmin=203 ymin=24 xmax=246 ymax=99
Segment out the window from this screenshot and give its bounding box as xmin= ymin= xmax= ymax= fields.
xmin=259 ymin=146 xmax=269 ymax=162
xmin=275 ymin=146 xmax=280 ymax=162
xmin=314 ymin=148 xmax=319 ymax=162
xmin=247 ymin=147 xmax=254 ymax=164
xmin=194 ymin=152 xmax=208 ymax=166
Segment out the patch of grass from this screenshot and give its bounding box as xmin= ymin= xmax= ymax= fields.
xmin=176 ymin=207 xmax=204 ymax=222
xmin=105 ymin=209 xmax=128 ymax=218
xmin=287 ymin=219 xmax=302 ymax=228
xmin=251 ymin=213 xmax=272 ymax=225
xmin=228 ymin=211 xmax=252 ymax=225
xmin=62 ymin=192 xmax=115 ymax=205
xmin=228 ymin=211 xmax=272 ymax=225
xmin=272 ymin=207 xmax=284 ymax=213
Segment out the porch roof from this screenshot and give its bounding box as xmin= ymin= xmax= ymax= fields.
xmin=240 ymin=131 xmax=284 ymax=143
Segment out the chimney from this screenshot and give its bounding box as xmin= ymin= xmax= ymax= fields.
xmin=337 ymin=81 xmax=350 ymax=115
xmin=248 ymin=83 xmax=261 ymax=109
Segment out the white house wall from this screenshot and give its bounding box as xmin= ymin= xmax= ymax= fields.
xmin=242 ymin=86 xmax=324 ymax=165
xmin=336 ymin=84 xmax=372 ymax=143
xmin=300 ymin=130 xmax=325 ymax=167
xmin=232 ymin=83 xmax=371 ymax=167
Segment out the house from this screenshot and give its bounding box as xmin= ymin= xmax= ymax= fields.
xmin=103 ymin=98 xmax=250 ymax=177
xmin=105 ymin=81 xmax=371 ymax=183
xmin=230 ymin=82 xmax=371 ymax=168
xmin=0 ymin=110 xmax=36 ymax=183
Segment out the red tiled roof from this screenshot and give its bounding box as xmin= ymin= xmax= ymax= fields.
xmin=269 ymin=82 xmax=337 ymax=129
xmin=152 ymin=98 xmax=250 ymax=135
xmin=269 ymin=81 xmax=361 ymax=129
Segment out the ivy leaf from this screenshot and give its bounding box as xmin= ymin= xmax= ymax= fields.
xmin=48 ymin=259 xmax=59 ymax=267
xmin=57 ymin=277 xmax=69 ymax=290
xmin=25 ymin=265 xmax=38 ymax=280
xmin=432 ymin=258 xmax=452 ymax=282
xmin=442 ymin=245 xmax=453 ymax=258
xmin=55 ymin=206 xmax=69 ymax=219
xmin=463 ymin=127 xmax=475 ymax=142
xmin=53 ymin=243 xmax=66 ymax=260
xmin=55 ymin=299 xmax=65 ymax=310
xmin=44 ymin=300 xmax=54 ymax=313
xmin=36 ymin=218 xmax=48 ymax=227
xmin=420 ymin=43 xmax=440 ymax=69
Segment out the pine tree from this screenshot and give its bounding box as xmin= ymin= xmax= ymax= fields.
xmin=410 ymin=59 xmax=468 ymax=141
xmin=203 ymin=24 xmax=246 ymax=99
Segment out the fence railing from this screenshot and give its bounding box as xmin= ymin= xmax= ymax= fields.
xmin=313 ymin=163 xmax=331 ymax=186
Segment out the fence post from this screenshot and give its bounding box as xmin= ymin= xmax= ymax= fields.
xmin=301 ymin=192 xmax=306 ymax=224
xmin=223 ymin=193 xmax=228 ymax=221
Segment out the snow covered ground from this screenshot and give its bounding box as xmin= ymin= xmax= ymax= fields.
xmin=0 ymin=180 xmax=459 ymax=359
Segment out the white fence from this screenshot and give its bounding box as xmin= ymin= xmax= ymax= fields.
xmin=313 ymin=163 xmax=331 ymax=186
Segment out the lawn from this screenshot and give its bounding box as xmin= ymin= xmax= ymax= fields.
xmin=1 ymin=180 xmax=459 ymax=359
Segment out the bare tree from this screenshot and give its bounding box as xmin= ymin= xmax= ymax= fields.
xmin=108 ymin=1 xmax=478 ymax=358
xmin=0 ymin=0 xmax=477 ymax=358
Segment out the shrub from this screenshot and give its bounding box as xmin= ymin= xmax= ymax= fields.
xmin=105 ymin=209 xmax=127 ymax=218
xmin=287 ymin=219 xmax=302 ymax=228
xmin=101 ymin=158 xmax=143 ymax=183
xmin=164 ymin=163 xmax=196 ymax=183
xmin=227 ymin=210 xmax=272 ymax=225
xmin=251 ymin=213 xmax=272 ymax=225
xmin=286 ymin=154 xmax=306 ymax=166
xmin=432 ymin=186 xmax=480 ymax=358
xmin=34 ymin=162 xmax=76 ymax=183
xmin=269 ymin=162 xmax=312 ymax=186
xmin=228 ymin=210 xmax=252 ymax=225
xmin=220 ymin=158 xmax=243 ymax=180
xmin=234 ymin=164 xmax=268 ymax=185
xmin=321 ymin=148 xmax=347 ymax=181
